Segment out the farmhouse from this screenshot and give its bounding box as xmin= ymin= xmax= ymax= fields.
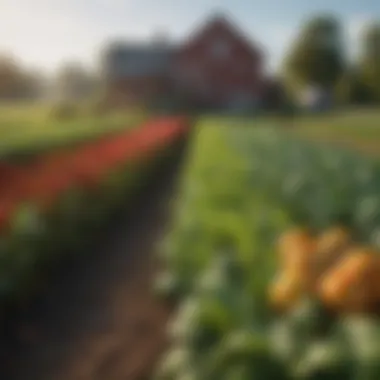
xmin=102 ymin=13 xmax=267 ymax=110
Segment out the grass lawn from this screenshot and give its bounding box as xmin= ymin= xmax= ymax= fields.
xmin=0 ymin=103 xmax=146 ymax=159
xmin=288 ymin=108 xmax=380 ymax=155
xmin=199 ymin=108 xmax=380 ymax=156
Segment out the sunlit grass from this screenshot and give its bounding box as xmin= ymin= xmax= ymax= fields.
xmin=198 ymin=107 xmax=380 ymax=156
xmin=290 ymin=108 xmax=380 ymax=139
xmin=0 ymin=103 xmax=146 ymax=158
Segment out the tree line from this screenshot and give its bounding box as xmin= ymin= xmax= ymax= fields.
xmin=282 ymin=14 xmax=380 ymax=105
xmin=0 ymin=56 xmax=97 ymax=102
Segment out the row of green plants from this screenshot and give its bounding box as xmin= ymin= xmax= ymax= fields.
xmin=154 ymin=120 xmax=380 ymax=380
xmin=0 ymin=117 xmax=189 ymax=307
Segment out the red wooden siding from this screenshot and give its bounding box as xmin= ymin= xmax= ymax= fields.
xmin=172 ymin=17 xmax=265 ymax=107
xmin=105 ymin=15 xmax=267 ymax=109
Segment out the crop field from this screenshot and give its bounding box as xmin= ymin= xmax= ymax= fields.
xmin=202 ymin=108 xmax=380 ymax=156
xmin=291 ymin=108 xmax=380 ymax=139
xmin=290 ymin=108 xmax=380 ymax=155
xmin=154 ymin=117 xmax=380 ymax=379
xmin=0 ymin=115 xmax=189 ymax=306
xmin=1 ymin=107 xmax=380 ymax=378
xmin=0 ymin=103 xmax=145 ymax=159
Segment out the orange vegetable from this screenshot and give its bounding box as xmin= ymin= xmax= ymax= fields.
xmin=268 ymin=272 xmax=305 ymax=312
xmin=277 ymin=228 xmax=316 ymax=287
xmin=277 ymin=228 xmax=315 ymax=258
xmin=309 ymin=226 xmax=352 ymax=289
xmin=317 ymin=226 xmax=351 ymax=253
xmin=318 ymin=247 xmax=380 ymax=313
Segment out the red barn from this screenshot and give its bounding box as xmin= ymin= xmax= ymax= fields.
xmin=102 ymin=13 xmax=266 ymax=110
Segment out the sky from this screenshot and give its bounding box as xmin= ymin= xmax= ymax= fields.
xmin=0 ymin=0 xmax=379 ymax=75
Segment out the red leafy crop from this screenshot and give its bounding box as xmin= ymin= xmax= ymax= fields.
xmin=0 ymin=116 xmax=189 ymax=233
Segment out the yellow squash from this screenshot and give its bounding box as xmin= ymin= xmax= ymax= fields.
xmin=268 ymin=271 xmax=305 ymax=312
xmin=277 ymin=228 xmax=317 ymax=280
xmin=318 ymin=247 xmax=380 ymax=313
xmin=310 ymin=226 xmax=352 ymax=290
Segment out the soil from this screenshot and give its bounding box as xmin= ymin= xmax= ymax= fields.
xmin=1 ymin=144 xmax=187 ymax=380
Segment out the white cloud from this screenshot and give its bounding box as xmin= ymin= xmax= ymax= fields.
xmin=0 ymin=0 xmax=101 ymax=72
xmin=347 ymin=14 xmax=373 ymax=41
xmin=254 ymin=24 xmax=298 ymax=72
xmin=345 ymin=13 xmax=375 ymax=59
xmin=0 ymin=0 xmax=153 ymax=73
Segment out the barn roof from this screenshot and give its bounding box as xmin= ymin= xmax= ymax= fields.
xmin=102 ymin=40 xmax=175 ymax=80
xmin=101 ymin=12 xmax=266 ymax=80
xmin=178 ymin=12 xmax=265 ymax=60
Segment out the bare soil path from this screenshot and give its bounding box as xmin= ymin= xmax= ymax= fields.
xmin=1 ymin=144 xmax=187 ymax=380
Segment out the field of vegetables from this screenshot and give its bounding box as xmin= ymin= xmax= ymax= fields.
xmin=154 ymin=117 xmax=380 ymax=380
xmin=290 ymin=108 xmax=380 ymax=156
xmin=0 ymin=115 xmax=189 ymax=308
xmin=291 ymin=108 xmax=380 ymax=140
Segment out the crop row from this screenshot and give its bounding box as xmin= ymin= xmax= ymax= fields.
xmin=154 ymin=120 xmax=380 ymax=380
xmin=0 ymin=107 xmax=145 ymax=161
xmin=0 ymin=116 xmax=189 ymax=303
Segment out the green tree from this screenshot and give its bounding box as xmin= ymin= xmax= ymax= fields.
xmin=335 ymin=69 xmax=373 ymax=105
xmin=55 ymin=62 xmax=97 ymax=102
xmin=358 ymin=22 xmax=380 ymax=103
xmin=0 ymin=55 xmax=43 ymax=100
xmin=283 ymin=14 xmax=346 ymax=97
